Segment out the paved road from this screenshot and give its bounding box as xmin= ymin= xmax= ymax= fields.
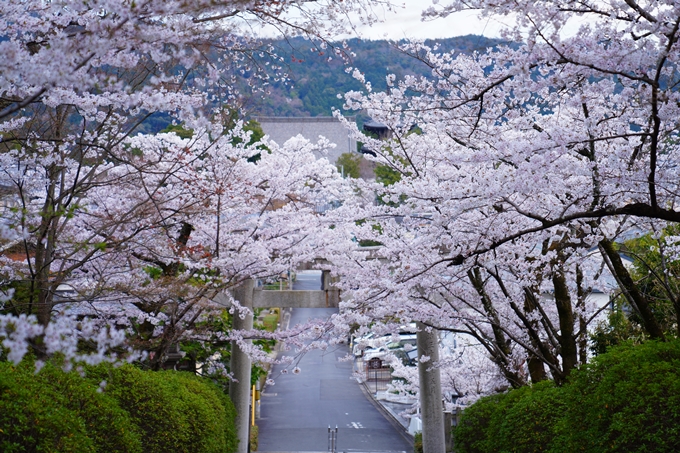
xmin=257 ymin=307 xmax=413 ymax=453
xmin=293 ymin=270 xmax=323 ymax=290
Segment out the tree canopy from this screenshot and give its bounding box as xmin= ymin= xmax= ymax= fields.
xmin=2 ymin=0 xmax=680 ymax=419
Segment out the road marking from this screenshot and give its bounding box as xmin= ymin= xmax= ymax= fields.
xmin=348 ymin=421 xmax=364 ymax=429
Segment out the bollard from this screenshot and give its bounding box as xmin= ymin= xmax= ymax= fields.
xmin=328 ymin=425 xmax=338 ymax=453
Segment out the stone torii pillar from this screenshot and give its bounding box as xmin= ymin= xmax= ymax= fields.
xmin=417 ymin=321 xmax=446 ymax=453
xmin=229 ymin=279 xmax=254 ymax=453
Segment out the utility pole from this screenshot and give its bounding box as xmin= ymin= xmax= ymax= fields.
xmin=417 ymin=321 xmax=445 ymax=453
xmin=230 ymin=279 xmax=254 ymax=453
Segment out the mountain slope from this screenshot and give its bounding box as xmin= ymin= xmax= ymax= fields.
xmin=245 ymin=35 xmax=502 ymax=120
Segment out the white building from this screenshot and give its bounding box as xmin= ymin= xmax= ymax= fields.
xmin=255 ymin=116 xmax=357 ymax=165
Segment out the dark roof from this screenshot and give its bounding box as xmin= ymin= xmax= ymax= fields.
xmin=363 ymin=120 xmax=388 ymax=130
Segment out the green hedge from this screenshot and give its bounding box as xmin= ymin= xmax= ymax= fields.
xmin=453 ymin=393 xmax=508 ymax=453
xmin=0 ymin=361 xmax=99 ymax=453
xmin=498 ymin=381 xmax=565 ymax=453
xmin=555 ymin=341 xmax=680 ymax=452
xmin=0 ymin=361 xmax=237 ymax=453
xmin=453 ymin=340 xmax=680 ymax=453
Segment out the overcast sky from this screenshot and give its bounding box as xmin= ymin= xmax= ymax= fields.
xmin=352 ymin=1 xmax=507 ymax=40
xmin=249 ymin=1 xmax=509 ymax=41
xmin=250 ymin=1 xmax=592 ymax=42
xmin=352 ymin=1 xmax=594 ymax=41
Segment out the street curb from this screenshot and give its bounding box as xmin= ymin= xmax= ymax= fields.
xmin=357 ymin=380 xmax=415 ymax=447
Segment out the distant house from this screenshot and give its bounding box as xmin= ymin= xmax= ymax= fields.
xmin=255 ymin=116 xmax=357 ymax=165
xmin=362 ymin=119 xmax=391 ymax=141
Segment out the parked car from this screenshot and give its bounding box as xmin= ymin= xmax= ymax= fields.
xmin=391 ymin=348 xmax=418 ymax=367
xmin=352 ymin=324 xmax=417 ymax=356
xmin=362 ymin=335 xmax=417 ymax=360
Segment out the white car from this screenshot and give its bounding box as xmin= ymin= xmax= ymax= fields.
xmin=359 ymin=334 xmax=417 ymax=359
xmin=352 ymin=330 xmax=417 ymax=357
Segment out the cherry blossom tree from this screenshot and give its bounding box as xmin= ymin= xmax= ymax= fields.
xmin=328 ymin=0 xmax=680 ymax=396
xmin=0 ymin=0 xmax=389 ymax=367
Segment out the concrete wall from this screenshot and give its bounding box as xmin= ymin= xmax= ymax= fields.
xmin=256 ymin=116 xmax=357 ymax=165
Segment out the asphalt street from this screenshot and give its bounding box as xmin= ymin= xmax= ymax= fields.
xmin=292 ymin=270 xmax=323 ymax=290
xmin=257 ymin=295 xmax=413 ymax=453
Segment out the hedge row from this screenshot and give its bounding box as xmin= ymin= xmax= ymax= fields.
xmin=0 ymin=361 xmax=237 ymax=453
xmin=453 ymin=340 xmax=680 ymax=453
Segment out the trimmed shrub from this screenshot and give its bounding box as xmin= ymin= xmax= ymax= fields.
xmin=163 ymin=370 xmax=238 ymax=453
xmin=86 ymin=364 xmax=193 ymax=452
xmin=0 ymin=360 xmax=142 ymax=453
xmin=453 ymin=392 xmax=511 ymax=453
xmin=413 ymin=431 xmax=423 ymax=453
xmin=455 ymin=385 xmax=564 ymax=453
xmin=0 ymin=360 xmax=237 ymax=453
xmin=86 ymin=364 xmax=237 ymax=453
xmin=250 ymin=424 xmax=259 ymax=452
xmin=35 ymin=362 xmax=142 ymax=453
xmin=454 ymin=340 xmax=680 ymax=453
xmin=0 ymin=361 xmax=96 ymax=453
xmin=497 ymin=381 xmax=565 ymax=453
xmin=204 ymin=379 xmax=239 ymax=453
xmin=555 ymin=340 xmax=680 ymax=452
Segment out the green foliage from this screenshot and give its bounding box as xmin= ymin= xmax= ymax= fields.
xmin=160 ymin=123 xmax=194 ymax=139
xmin=497 ymin=381 xmax=565 ymax=453
xmin=162 ymin=370 xmax=239 ymax=453
xmin=336 ymin=152 xmax=362 ymax=178
xmin=219 ymin=109 xmax=268 ymax=162
xmin=179 ymin=309 xmax=232 ymax=366
xmin=159 ymin=113 xmax=267 ymax=162
xmin=413 ymin=432 xmax=423 ymax=453
xmin=0 ymin=360 xmax=141 ymax=453
xmin=143 ymin=265 xmax=163 ymax=280
xmin=555 ymin=340 xmax=680 ymax=453
xmin=41 ymin=362 xmax=143 ymax=453
xmin=261 ymin=312 xmax=279 ymax=332
xmin=374 ymin=163 xmax=402 ymax=186
xmin=250 ymin=424 xmax=259 ymax=451
xmin=454 ymin=340 xmax=680 ymax=453
xmin=623 ymin=225 xmax=680 ymax=336
xmin=0 ymin=280 xmax=35 ymax=316
xmin=242 ymin=120 xmax=266 ymax=147
xmin=0 ymin=360 xmax=238 ymax=453
xmin=87 ymin=364 xmax=237 ymax=453
xmin=374 ymin=162 xmax=407 ymax=207
xmin=453 ymin=391 xmax=519 ymax=453
xmin=0 ymin=361 xmax=97 ymax=453
xmin=590 ymin=305 xmax=646 ymax=355
xmin=353 ymin=219 xmax=383 ymax=246
xmin=179 ymin=307 xmax=271 ymax=390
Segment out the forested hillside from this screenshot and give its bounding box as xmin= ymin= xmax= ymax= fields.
xmin=136 ymin=35 xmax=500 ymax=133
xmin=244 ymin=35 xmax=501 ymax=121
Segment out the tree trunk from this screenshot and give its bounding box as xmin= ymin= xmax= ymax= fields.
xmin=576 ymin=266 xmax=588 ymax=366
xmin=468 ymin=268 xmax=526 ymax=387
xmin=552 ymin=269 xmax=578 ymax=381
xmin=523 ymin=291 xmax=547 ymax=383
xmin=599 ymin=239 xmax=665 ymax=340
